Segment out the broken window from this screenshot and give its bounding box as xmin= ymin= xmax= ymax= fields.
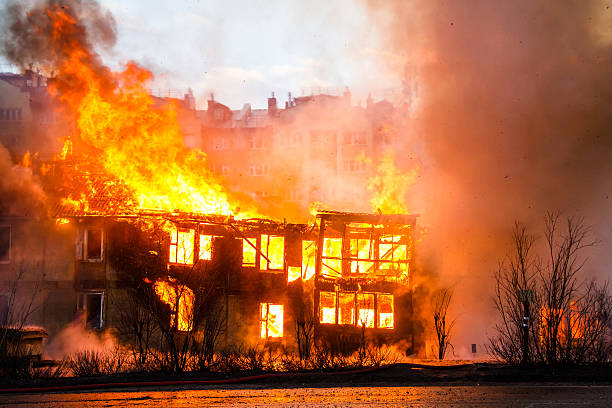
xmin=77 ymin=292 xmax=104 ymax=330
xmin=199 ymin=235 xmax=213 ymax=261
xmin=379 ymin=235 xmax=409 ymax=280
xmin=260 ymin=303 xmax=283 ymax=338
xmin=87 ymin=229 xmax=102 ymax=260
xmin=242 ymin=238 xmax=257 ymax=267
xmin=339 ymin=292 xmax=355 ymax=325
xmin=350 ymin=238 xmax=373 ymax=274
xmin=76 ymin=227 xmax=103 ymax=262
xmin=319 ymin=291 xmax=337 ymax=324
xmin=260 ymin=235 xmax=284 ymax=271
xmin=169 ymin=228 xmax=194 ymax=264
xmin=357 ymin=293 xmax=375 ymax=328
xmin=378 ymin=294 xmax=394 ymax=329
xmin=0 ymin=225 xmax=10 ymax=263
xmin=322 ymin=238 xmax=342 ymax=278
xmin=302 ymin=240 xmax=316 ymax=280
xmin=154 ymin=280 xmax=194 ymax=332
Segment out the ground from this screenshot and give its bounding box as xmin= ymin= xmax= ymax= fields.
xmin=1 ymin=385 xmax=612 ymax=407
xmin=1 ymin=363 xmax=611 ymax=407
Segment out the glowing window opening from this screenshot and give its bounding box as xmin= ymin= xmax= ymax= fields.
xmin=357 ymin=293 xmax=375 ymax=328
xmin=198 ymin=235 xmax=213 ymax=261
xmin=322 ymin=238 xmax=342 ymax=278
xmin=339 ymin=292 xmax=356 ymax=325
xmin=261 ymin=235 xmax=284 ymax=271
xmin=242 ymin=238 xmax=257 ymax=267
xmin=377 ymin=294 xmax=394 ymax=329
xmin=319 ymin=291 xmax=337 ymax=324
xmin=169 ymin=228 xmax=194 ymax=265
xmin=350 ymin=238 xmax=374 ymax=274
xmin=260 ymin=303 xmax=284 ymax=338
xmin=154 ymin=280 xmax=194 ymax=331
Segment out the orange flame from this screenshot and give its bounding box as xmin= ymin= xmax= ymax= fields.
xmin=42 ymin=4 xmax=254 ymax=217
xmin=154 ymin=279 xmax=194 ymax=331
xmin=368 ymin=149 xmax=418 ymax=214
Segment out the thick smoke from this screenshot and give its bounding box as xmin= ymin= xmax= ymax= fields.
xmin=365 ymin=0 xmax=612 ymax=356
xmin=0 ymin=146 xmax=46 ymax=217
xmin=1 ymin=0 xmax=116 ymax=73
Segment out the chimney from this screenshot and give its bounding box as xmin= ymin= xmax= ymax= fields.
xmin=366 ymin=92 xmax=373 ymax=111
xmin=268 ymin=92 xmax=277 ymax=116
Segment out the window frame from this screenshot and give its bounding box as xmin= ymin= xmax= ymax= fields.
xmin=76 ymin=227 xmax=104 ymax=262
xmin=168 ymin=227 xmax=195 ymax=265
xmin=77 ymin=291 xmax=104 ymax=330
xmin=260 ymin=302 xmax=284 ymax=338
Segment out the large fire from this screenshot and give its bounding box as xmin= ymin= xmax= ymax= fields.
xmin=43 ymin=4 xmax=251 ymax=217
xmin=10 ymin=2 xmax=417 ymax=337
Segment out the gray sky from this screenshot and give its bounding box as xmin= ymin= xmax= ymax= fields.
xmin=0 ymin=0 xmax=402 ymax=109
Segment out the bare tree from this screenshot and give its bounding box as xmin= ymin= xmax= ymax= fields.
xmin=489 ymin=222 xmax=539 ymax=364
xmin=490 ymin=213 xmax=611 ymax=365
xmin=431 ymin=287 xmax=455 ymax=360
xmin=538 ymin=212 xmax=598 ymax=364
xmin=111 ymin=287 xmax=158 ymax=371
xmin=289 ymin=280 xmax=314 ymax=362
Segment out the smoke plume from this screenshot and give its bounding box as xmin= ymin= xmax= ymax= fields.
xmin=365 ymin=0 xmax=612 ymax=355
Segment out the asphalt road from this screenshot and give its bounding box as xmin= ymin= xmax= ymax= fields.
xmin=0 ymin=385 xmax=610 ymax=407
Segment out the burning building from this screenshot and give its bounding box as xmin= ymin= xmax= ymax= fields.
xmin=45 ymin=174 xmax=420 ymax=352
xmin=0 ymin=0 xmax=424 ymax=358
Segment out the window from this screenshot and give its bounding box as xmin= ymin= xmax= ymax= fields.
xmin=77 ymin=292 xmax=104 ymax=330
xmin=221 ymin=165 xmax=230 ymax=176
xmin=87 ymin=229 xmax=102 ymax=260
xmin=343 ymin=159 xmax=368 ymax=173
xmin=76 ymin=227 xmax=103 ymax=262
xmin=339 ymin=293 xmax=355 ymax=325
xmin=378 ymin=294 xmax=394 ymax=329
xmin=199 ymin=235 xmax=213 ymax=261
xmin=260 ymin=235 xmax=284 ymax=271
xmin=260 ymin=303 xmax=284 ymax=338
xmin=322 ymin=238 xmax=342 ymax=278
xmin=302 ymin=240 xmax=316 ymax=280
xmin=249 ymin=134 xmax=266 ymax=149
xmin=343 ymin=131 xmax=367 ymax=145
xmin=0 ymin=226 xmax=10 ymax=263
xmin=242 ymin=238 xmax=257 ymax=267
xmin=154 ymin=280 xmax=194 ymax=331
xmin=169 ymin=228 xmax=194 ymax=264
xmin=379 ymin=235 xmax=409 ymax=280
xmin=350 ymin=238 xmax=373 ymax=274
xmin=357 ymin=293 xmax=375 ymax=328
xmin=249 ymin=164 xmax=269 ymax=176
xmin=319 ymin=291 xmax=336 ymax=324
xmin=319 ymin=292 xmax=393 ymax=329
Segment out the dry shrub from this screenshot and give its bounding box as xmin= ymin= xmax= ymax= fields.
xmin=67 ymin=347 xmax=129 ymax=377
